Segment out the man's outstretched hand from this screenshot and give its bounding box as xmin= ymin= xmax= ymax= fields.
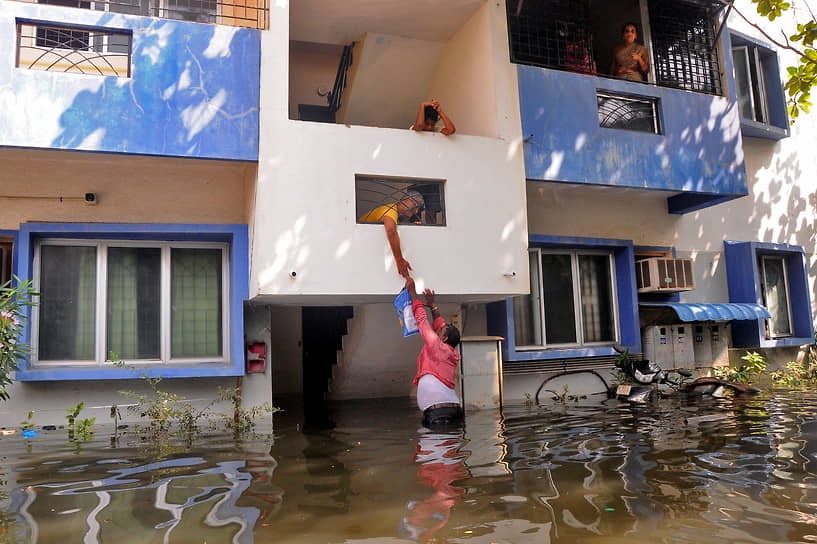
xmin=396 ymin=257 xmax=412 ymax=279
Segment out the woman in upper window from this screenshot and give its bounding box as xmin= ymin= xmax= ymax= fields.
xmin=610 ymin=22 xmax=649 ymax=81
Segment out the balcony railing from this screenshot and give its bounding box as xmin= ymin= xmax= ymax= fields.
xmin=11 ymin=0 xmax=268 ymax=30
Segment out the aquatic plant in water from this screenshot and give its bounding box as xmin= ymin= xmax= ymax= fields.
xmin=714 ymin=350 xmax=768 ymax=384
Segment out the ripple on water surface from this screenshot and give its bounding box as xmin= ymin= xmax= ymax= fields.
xmin=1 ymin=393 xmax=817 ymax=543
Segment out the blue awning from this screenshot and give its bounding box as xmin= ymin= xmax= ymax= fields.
xmin=639 ymin=302 xmax=771 ymax=322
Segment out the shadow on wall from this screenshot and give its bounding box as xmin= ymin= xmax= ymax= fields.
xmin=51 ymin=17 xmax=259 ymax=159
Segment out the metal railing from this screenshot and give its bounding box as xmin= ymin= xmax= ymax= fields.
xmin=328 ymin=43 xmax=354 ymax=114
xmin=12 ymin=0 xmax=268 ymax=30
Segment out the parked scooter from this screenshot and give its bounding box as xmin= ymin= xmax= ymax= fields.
xmin=613 ymin=346 xmax=760 ymax=403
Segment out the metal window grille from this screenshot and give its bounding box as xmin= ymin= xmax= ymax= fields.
xmin=506 ymin=0 xmax=597 ymax=75
xmin=24 ymin=0 xmax=268 ymax=30
xmin=355 ymin=176 xmax=446 ymax=227
xmin=17 ymin=22 xmax=132 ymax=77
xmin=597 ymin=92 xmax=661 ymax=134
xmin=648 ymin=0 xmax=722 ymax=95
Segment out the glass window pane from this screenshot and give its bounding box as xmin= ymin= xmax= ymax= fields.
xmin=513 ymin=251 xmax=543 ymax=346
xmin=38 ymin=245 xmax=96 ymax=361
xmin=542 ymin=254 xmax=577 ymax=344
xmin=732 ymin=46 xmax=755 ymax=120
xmin=171 ymin=248 xmax=223 ymax=358
xmin=107 ymin=247 xmax=161 ymax=360
xmin=578 ymin=255 xmax=615 ymax=343
xmin=763 ymin=257 xmax=791 ymax=336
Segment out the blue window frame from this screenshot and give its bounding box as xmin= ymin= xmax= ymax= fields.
xmin=724 ymin=241 xmax=813 ymax=348
xmin=14 ymin=223 xmax=248 ymax=381
xmin=729 ymin=30 xmax=789 ymax=140
xmin=488 ymin=236 xmax=640 ymax=361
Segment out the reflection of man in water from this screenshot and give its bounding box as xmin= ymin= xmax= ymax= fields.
xmin=400 ymin=429 xmax=467 ymax=542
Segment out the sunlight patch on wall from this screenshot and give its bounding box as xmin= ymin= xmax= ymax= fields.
xmin=79 ymin=128 xmax=106 ymax=149
xmin=204 ymin=26 xmax=237 ymax=59
xmin=182 ymin=89 xmax=227 ymax=140
xmin=544 ymin=151 xmax=563 ymax=179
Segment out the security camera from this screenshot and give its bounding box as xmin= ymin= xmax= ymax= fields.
xmin=289 ymin=271 xmax=297 ymax=279
xmin=84 ymin=192 xmax=98 ymax=205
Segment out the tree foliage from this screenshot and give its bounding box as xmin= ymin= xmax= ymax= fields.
xmin=733 ymin=0 xmax=817 ymax=121
xmin=0 ymin=278 xmax=37 ymax=401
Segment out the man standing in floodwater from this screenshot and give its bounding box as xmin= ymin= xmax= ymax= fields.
xmin=359 ymin=190 xmax=424 ymax=278
xmin=405 ymin=276 xmax=463 ymax=427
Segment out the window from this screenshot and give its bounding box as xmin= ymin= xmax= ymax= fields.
xmin=17 ymin=21 xmax=132 ymax=77
xmin=0 ymin=240 xmax=12 ymax=287
xmin=648 ymin=0 xmax=722 ymax=95
xmin=513 ymin=249 xmax=618 ymax=348
xmin=724 ymin=241 xmax=813 ymax=348
xmin=733 ymin=44 xmax=769 ymax=123
xmin=33 ymin=240 xmax=227 ymax=365
xmin=356 ymin=175 xmax=446 ymax=226
xmin=506 ymin=0 xmax=724 ymax=95
xmin=597 ymin=91 xmax=661 ymax=133
xmin=730 ymin=31 xmax=789 ymax=139
xmin=156 ymin=0 xmax=218 ymax=23
xmin=758 ymin=255 xmax=792 ymax=338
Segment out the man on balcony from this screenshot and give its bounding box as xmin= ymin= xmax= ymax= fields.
xmin=359 ymin=190 xmax=424 ymax=278
xmin=411 ymin=99 xmax=456 ymax=135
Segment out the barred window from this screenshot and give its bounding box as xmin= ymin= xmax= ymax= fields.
xmin=648 ymin=0 xmax=722 ymax=95
xmin=597 ymin=92 xmax=661 ymax=134
xmin=507 ymin=0 xmax=597 ymax=75
xmin=17 ymin=21 xmax=132 ymax=77
xmin=506 ymin=0 xmax=724 ymax=95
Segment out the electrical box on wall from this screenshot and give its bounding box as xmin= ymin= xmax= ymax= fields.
xmin=246 ymin=342 xmax=266 ymax=374
xmin=671 ymin=325 xmax=695 ymax=368
xmin=692 ymin=324 xmax=713 ymax=365
xmin=642 ymin=325 xmax=673 ymax=368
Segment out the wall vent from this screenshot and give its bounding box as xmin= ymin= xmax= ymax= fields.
xmin=636 ymin=257 xmax=695 ymax=293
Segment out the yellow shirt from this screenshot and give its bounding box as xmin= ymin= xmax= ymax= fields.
xmin=359 ymin=203 xmax=398 ymax=223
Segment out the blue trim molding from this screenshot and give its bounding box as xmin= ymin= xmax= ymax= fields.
xmin=724 ymin=240 xmax=813 ymax=348
xmin=729 ymin=30 xmax=790 ymax=140
xmin=14 ymin=223 xmax=249 ymax=381
xmin=489 ymin=235 xmax=640 ymax=362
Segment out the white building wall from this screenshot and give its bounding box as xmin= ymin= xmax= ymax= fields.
xmin=254 ymin=0 xmax=529 ymax=304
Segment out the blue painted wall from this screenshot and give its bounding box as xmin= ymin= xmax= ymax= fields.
xmin=0 ymin=2 xmax=259 ymax=161
xmin=517 ymin=65 xmax=748 ymax=213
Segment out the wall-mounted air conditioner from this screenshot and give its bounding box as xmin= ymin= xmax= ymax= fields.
xmin=636 ymin=257 xmax=695 ymax=293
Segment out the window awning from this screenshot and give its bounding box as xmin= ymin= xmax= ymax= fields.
xmin=639 ymin=302 xmax=771 ymax=322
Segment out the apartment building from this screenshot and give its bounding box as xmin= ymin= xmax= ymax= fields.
xmin=0 ymin=0 xmax=814 ymax=423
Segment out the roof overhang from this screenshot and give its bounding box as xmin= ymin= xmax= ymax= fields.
xmin=639 ymin=302 xmax=771 ymax=323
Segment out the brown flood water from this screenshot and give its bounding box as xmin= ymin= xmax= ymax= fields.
xmin=2 ymin=391 xmax=817 ymax=543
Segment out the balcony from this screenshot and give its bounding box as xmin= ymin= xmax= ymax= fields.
xmin=0 ymin=0 xmax=260 ymax=160
xmin=6 ymin=0 xmax=268 ymax=29
xmin=508 ymin=0 xmax=747 ymax=214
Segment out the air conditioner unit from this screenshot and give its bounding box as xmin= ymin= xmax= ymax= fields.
xmin=636 ymin=257 xmax=695 ymax=293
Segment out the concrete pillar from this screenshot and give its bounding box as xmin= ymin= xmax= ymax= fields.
xmin=458 ymin=336 xmax=503 ymax=411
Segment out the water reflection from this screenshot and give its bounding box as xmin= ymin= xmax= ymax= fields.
xmin=400 ymin=428 xmax=468 ymax=542
xmin=2 ymin=394 xmax=817 ymax=543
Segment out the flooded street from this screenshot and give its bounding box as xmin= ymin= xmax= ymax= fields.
xmin=2 ymin=391 xmax=817 ymax=543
